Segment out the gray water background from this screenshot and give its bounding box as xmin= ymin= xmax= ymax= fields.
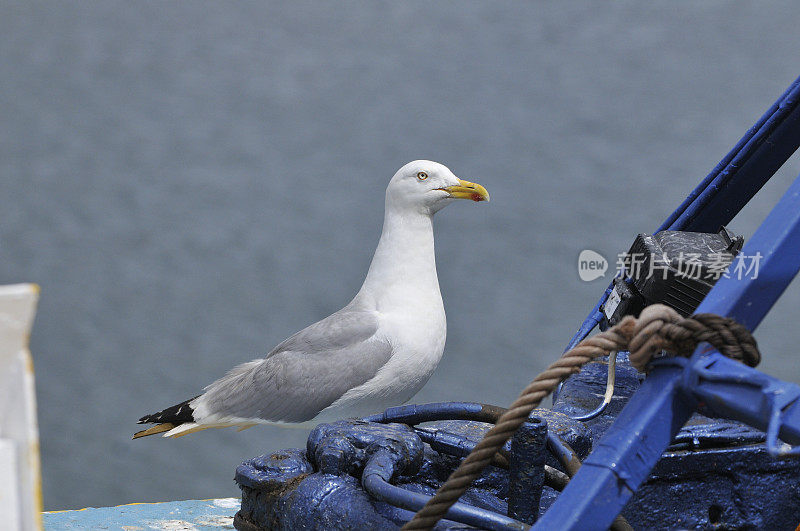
xmin=2 ymin=1 xmax=800 ymax=511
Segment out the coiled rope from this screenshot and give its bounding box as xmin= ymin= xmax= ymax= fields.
xmin=402 ymin=304 xmax=759 ymax=530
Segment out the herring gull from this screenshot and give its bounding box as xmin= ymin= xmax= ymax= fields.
xmin=133 ymin=160 xmax=489 ymax=438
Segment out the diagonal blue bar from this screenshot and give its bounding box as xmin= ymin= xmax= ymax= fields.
xmin=565 ymin=74 xmax=800 ymax=351
xmin=690 ymin=169 xmax=800 ymax=328
xmin=536 ymin=170 xmax=800 ymax=531
xmin=660 ymin=74 xmax=800 ymax=233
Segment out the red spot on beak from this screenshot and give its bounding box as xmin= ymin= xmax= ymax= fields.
xmin=471 ymin=193 xmax=483 ymax=202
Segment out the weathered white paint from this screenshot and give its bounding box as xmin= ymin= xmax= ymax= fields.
xmin=0 ymin=284 xmax=42 ymax=531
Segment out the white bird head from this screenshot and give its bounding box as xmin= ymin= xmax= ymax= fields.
xmin=385 ymin=160 xmax=490 ymax=215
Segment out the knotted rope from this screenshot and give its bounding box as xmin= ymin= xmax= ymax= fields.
xmin=402 ymin=304 xmax=759 ymax=530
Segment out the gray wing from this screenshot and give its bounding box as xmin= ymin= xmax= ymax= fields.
xmin=195 ymin=307 xmax=392 ymax=423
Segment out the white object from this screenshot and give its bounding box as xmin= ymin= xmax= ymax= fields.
xmin=0 ymin=284 xmax=42 ymax=530
xmin=135 ymin=160 xmax=490 ymax=439
xmin=604 ymin=284 xmax=622 ymax=320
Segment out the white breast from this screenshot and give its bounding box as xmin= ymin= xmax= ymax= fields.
xmin=316 ymin=191 xmax=449 ymax=421
xmin=316 ymin=290 xmax=447 ymax=421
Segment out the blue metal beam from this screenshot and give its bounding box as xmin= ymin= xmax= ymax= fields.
xmin=687 ymin=171 xmax=800 ymax=330
xmin=680 ymin=353 xmax=800 ymax=454
xmin=565 ymin=74 xmax=800 ymax=351
xmin=661 ymin=75 xmax=800 ymax=233
xmin=536 ymin=169 xmax=800 ymax=530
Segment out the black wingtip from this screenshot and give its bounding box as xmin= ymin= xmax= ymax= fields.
xmin=137 ymin=396 xmax=199 ymax=425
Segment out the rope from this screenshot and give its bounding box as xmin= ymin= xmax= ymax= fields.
xmin=402 ymin=304 xmax=759 ymax=530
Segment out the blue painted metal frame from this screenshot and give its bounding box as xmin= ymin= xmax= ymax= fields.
xmin=564 ymin=74 xmax=800 ymax=353
xmin=659 ymin=75 xmax=800 ymax=234
xmin=678 ymin=354 xmax=800 ymax=456
xmin=535 ymin=167 xmax=800 ymax=530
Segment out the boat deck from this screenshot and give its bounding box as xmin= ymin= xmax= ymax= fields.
xmin=43 ymin=498 xmax=239 ymax=530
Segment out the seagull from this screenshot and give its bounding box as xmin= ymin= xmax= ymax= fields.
xmin=133 ymin=160 xmax=489 ymax=439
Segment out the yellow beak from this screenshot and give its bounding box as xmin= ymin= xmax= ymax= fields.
xmin=439 ymin=179 xmax=490 ymax=202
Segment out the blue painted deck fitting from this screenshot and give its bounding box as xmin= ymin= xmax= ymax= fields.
xmin=43 ymin=498 xmax=239 ymax=530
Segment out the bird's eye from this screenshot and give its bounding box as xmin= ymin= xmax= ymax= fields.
xmin=416 ymin=171 xmax=428 ymax=181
